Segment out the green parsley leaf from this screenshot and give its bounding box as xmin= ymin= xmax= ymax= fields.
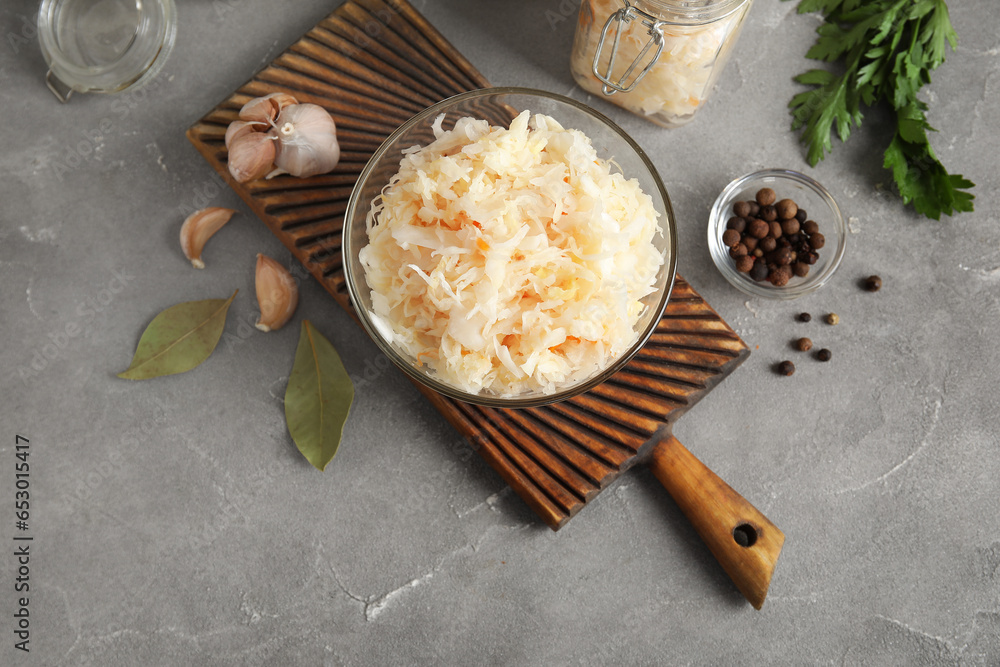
xmin=784 ymin=0 xmax=974 ymax=218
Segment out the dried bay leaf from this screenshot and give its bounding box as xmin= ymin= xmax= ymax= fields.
xmin=285 ymin=320 xmax=354 ymax=471
xmin=118 ymin=290 xmax=238 ymax=380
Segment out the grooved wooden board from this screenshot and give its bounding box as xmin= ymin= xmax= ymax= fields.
xmin=186 ymin=0 xmax=750 ymax=530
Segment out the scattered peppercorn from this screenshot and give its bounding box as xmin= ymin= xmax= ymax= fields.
xmin=777 ymin=360 xmax=795 ymax=376
xmin=825 ymin=313 xmax=839 ymax=325
xmin=796 ymin=337 xmax=813 ymax=352
xmin=798 ymin=312 xmax=812 ymax=322
xmin=864 ymin=275 xmax=882 ymax=292
xmin=816 ymin=348 xmax=832 ymax=362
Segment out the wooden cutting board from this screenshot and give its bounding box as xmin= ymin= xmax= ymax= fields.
xmin=186 ymin=0 xmax=783 ymax=608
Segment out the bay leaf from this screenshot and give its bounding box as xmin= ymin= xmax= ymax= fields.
xmin=285 ymin=320 xmax=354 ymax=471
xmin=117 ymin=290 xmax=238 ymax=380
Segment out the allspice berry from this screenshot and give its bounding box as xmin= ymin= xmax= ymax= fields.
xmin=776 ymin=199 xmax=798 ymax=220
xmin=781 ymin=218 xmax=800 ymax=236
xmin=777 ymin=360 xmax=795 ymax=376
xmin=748 ymin=218 xmax=770 ymax=239
xmin=735 ymin=255 xmax=754 ymax=273
xmin=722 ymin=228 xmax=741 ymax=247
xmin=733 ymin=201 xmax=751 ymax=218
xmin=796 ymin=337 xmax=813 ymax=352
xmin=864 ymin=275 xmax=883 ymax=292
xmin=756 ymin=187 xmax=776 ymax=206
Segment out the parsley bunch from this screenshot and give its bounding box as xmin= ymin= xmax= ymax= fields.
xmin=786 ymin=0 xmax=974 ymax=219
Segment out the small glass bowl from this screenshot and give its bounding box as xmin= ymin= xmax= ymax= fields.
xmin=708 ymin=169 xmax=845 ymax=300
xmin=343 ymin=87 xmax=677 ymax=408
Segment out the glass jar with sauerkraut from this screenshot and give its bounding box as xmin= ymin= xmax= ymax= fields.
xmin=570 ymin=0 xmax=753 ymax=128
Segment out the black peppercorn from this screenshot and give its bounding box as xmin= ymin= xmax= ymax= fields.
xmin=816 ymin=348 xmax=832 ymax=362
xmin=864 ymin=275 xmax=882 ymax=292
xmin=795 ymin=208 xmax=807 ymax=223
xmin=798 ymin=312 xmax=812 ymax=322
xmin=777 ymin=360 xmax=795 ymax=376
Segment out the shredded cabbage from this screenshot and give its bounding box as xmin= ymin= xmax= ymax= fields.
xmin=571 ymin=0 xmax=751 ymax=127
xmin=359 ymin=110 xmax=663 ymax=397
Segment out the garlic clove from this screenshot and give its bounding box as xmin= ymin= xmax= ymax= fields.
xmin=179 ymin=207 xmax=238 ymax=269
xmin=238 ymin=92 xmax=299 ymax=124
xmin=255 ymin=254 xmax=299 ymax=332
xmin=225 ymin=119 xmax=266 ymax=150
xmin=271 ymin=103 xmax=341 ymax=178
xmin=227 ymin=131 xmax=276 ymax=183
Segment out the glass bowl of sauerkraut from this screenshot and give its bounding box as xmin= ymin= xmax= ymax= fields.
xmin=343 ymin=88 xmax=677 ymax=408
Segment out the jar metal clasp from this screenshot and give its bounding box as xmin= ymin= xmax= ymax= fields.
xmin=591 ymin=1 xmax=667 ymax=95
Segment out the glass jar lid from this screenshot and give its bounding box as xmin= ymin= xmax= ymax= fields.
xmin=37 ymin=0 xmax=177 ymax=102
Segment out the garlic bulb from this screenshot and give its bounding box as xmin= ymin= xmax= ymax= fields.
xmin=225 ymin=120 xmax=265 ymax=150
xmin=270 ymin=104 xmax=340 ymax=178
xmin=255 ymin=254 xmax=299 ymax=332
xmin=239 ymin=92 xmax=299 ymax=124
xmin=228 ymin=131 xmax=276 ymax=183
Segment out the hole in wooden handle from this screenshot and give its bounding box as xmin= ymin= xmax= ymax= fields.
xmin=733 ymin=523 xmax=758 ymax=548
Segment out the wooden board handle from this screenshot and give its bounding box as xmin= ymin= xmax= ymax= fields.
xmin=650 ymin=435 xmax=784 ymax=609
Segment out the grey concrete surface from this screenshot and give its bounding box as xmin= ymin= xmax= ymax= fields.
xmin=2 ymin=0 xmax=999 ymax=664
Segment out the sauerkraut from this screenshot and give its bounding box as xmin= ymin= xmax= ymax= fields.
xmin=570 ymin=0 xmax=752 ymax=127
xmin=359 ymin=110 xmax=663 ymax=397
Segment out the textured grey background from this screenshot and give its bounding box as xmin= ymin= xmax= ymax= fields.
xmin=2 ymin=0 xmax=999 ymax=664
